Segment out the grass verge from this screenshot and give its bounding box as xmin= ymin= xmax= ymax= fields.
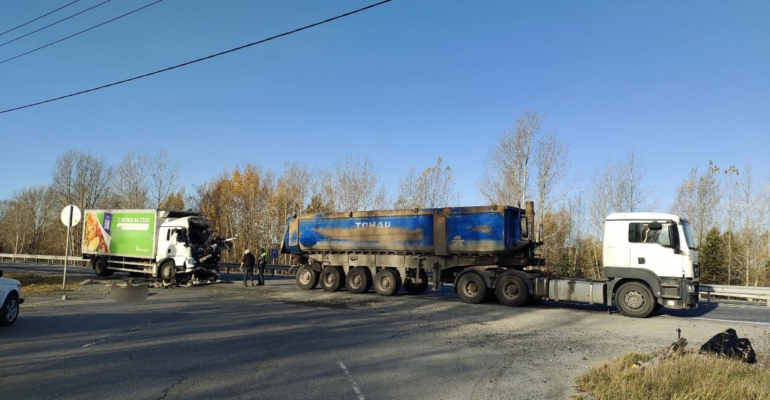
xmin=3 ymin=272 xmax=80 ymax=296
xmin=573 ymin=348 xmax=770 ymax=400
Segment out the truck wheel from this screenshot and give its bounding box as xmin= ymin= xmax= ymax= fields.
xmin=374 ymin=269 xmax=399 ymax=296
xmin=457 ymin=273 xmax=486 ymax=304
xmin=159 ymin=261 xmax=176 ymax=281
xmin=320 ymin=266 xmax=343 ymax=292
xmin=616 ymin=282 xmax=655 ymax=318
xmin=93 ymin=257 xmax=112 ymax=277
xmin=404 ymin=271 xmax=429 ymax=295
xmin=495 ymin=274 xmax=529 ymax=307
xmin=346 ymin=267 xmax=370 ymax=294
xmin=296 ymin=265 xmax=319 ymax=290
xmin=1 ymin=293 xmax=19 ymax=326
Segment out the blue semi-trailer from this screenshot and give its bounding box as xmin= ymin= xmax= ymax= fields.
xmin=281 ymin=202 xmax=700 ymax=318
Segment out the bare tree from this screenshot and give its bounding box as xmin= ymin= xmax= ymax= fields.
xmin=148 ymin=149 xmax=180 ymax=209
xmin=277 ymin=162 xmax=312 ymax=216
xmin=395 ymin=157 xmax=460 ymax=209
xmin=534 ymin=131 xmax=569 ymax=218
xmin=730 ymin=160 xmax=769 ymax=286
xmin=670 ymin=161 xmax=722 ymax=246
xmin=51 ymin=149 xmax=112 ymax=210
xmin=478 ymin=110 xmax=542 ymax=206
xmin=113 ymin=151 xmax=149 ymax=208
xmin=331 ymin=156 xmax=388 ymax=211
xmin=50 ymin=150 xmax=112 ymax=255
xmin=587 ymin=149 xmax=657 ymax=238
xmin=0 ymin=186 xmax=56 ymax=254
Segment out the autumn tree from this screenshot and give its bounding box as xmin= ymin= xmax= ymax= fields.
xmin=395 ymin=157 xmax=460 ymax=209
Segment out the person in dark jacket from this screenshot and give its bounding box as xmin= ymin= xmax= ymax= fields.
xmin=256 ymin=248 xmax=267 ymax=286
xmin=240 ymin=249 xmax=256 ymax=287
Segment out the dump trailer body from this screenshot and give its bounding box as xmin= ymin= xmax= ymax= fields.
xmin=283 ymin=205 xmax=528 ymax=257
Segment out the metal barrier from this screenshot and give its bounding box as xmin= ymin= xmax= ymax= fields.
xmin=0 ymin=253 xmax=88 ymax=266
xmin=219 ymin=262 xmax=297 ymax=275
xmin=699 ymin=284 xmax=770 ymax=307
xmin=0 ymin=253 xmax=296 ymax=275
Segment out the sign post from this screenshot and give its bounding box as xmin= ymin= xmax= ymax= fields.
xmin=60 ymin=205 xmax=82 ymax=300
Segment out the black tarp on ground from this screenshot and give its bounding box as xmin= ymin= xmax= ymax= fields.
xmin=699 ymin=328 xmax=756 ymax=364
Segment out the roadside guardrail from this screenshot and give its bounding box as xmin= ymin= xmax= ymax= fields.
xmin=0 ymin=253 xmax=296 ymax=275
xmin=699 ymin=284 xmax=770 ymax=307
xmin=0 ymin=253 xmax=88 ymax=265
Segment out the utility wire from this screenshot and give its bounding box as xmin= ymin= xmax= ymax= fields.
xmin=0 ymin=0 xmax=113 ymax=48
xmin=0 ymin=0 xmax=165 ymax=66
xmin=0 ymin=0 xmax=393 ymax=115
xmin=0 ymin=0 xmax=83 ymax=37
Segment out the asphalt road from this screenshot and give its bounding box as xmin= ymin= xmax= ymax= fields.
xmin=2 ymin=262 xmax=770 ymax=400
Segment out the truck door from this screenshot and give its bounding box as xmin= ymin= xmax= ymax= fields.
xmin=628 ymin=222 xmax=685 ymax=278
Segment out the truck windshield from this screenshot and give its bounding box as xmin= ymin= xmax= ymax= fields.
xmin=681 ymin=220 xmax=696 ymax=250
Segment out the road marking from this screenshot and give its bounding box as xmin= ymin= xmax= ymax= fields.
xmin=662 ymin=314 xmax=770 ymax=326
xmin=338 ymin=361 xmax=365 ymax=400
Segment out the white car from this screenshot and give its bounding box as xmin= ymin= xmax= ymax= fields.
xmin=0 ymin=269 xmax=23 ymax=326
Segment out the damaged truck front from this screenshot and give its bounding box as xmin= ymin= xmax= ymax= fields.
xmin=82 ymin=209 xmax=234 ymax=284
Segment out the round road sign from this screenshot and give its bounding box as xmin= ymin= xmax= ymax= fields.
xmin=60 ymin=205 xmax=82 ymax=227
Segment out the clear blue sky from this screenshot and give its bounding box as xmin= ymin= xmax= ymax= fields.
xmin=1 ymin=0 xmax=768 ymax=209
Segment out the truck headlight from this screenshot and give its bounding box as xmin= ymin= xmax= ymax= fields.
xmin=687 ymin=284 xmax=694 ymax=292
xmin=186 ymin=259 xmax=197 ymax=267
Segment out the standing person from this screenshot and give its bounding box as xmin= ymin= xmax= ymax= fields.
xmin=257 ymin=248 xmax=268 ymax=286
xmin=240 ymin=249 xmax=256 ymax=287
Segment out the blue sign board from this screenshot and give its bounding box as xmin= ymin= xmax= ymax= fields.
xmin=270 ymin=249 xmax=279 ymax=259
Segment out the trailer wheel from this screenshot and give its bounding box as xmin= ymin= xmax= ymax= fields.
xmin=374 ymin=269 xmax=399 ymax=296
xmin=296 ymin=265 xmax=319 ymax=290
xmin=616 ymin=282 xmax=655 ymax=318
xmin=93 ymin=257 xmax=112 ymax=277
xmin=159 ymin=261 xmax=176 ymax=281
xmin=320 ymin=266 xmax=343 ymax=292
xmin=495 ymin=274 xmax=529 ymax=307
xmin=404 ymin=271 xmax=429 ymax=295
xmin=346 ymin=267 xmax=370 ymax=294
xmin=457 ymin=273 xmax=486 ymax=304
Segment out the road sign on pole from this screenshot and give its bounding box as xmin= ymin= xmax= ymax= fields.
xmin=60 ymin=205 xmax=82 ymax=300
xmin=270 ymin=249 xmax=279 ymax=259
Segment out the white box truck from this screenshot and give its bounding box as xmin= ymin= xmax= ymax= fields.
xmin=82 ymin=209 xmax=234 ymax=284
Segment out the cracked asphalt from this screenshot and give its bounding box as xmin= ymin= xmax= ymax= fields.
xmin=3 ymin=270 xmax=770 ymax=400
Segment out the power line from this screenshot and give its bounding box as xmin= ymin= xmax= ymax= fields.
xmin=0 ymin=0 xmax=113 ymax=48
xmin=0 ymin=0 xmax=394 ymax=115
xmin=0 ymin=0 xmax=165 ymax=66
xmin=0 ymin=0 xmax=83 ymax=37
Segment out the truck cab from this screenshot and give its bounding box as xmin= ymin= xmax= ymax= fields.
xmin=603 ymin=213 xmax=699 ymax=316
